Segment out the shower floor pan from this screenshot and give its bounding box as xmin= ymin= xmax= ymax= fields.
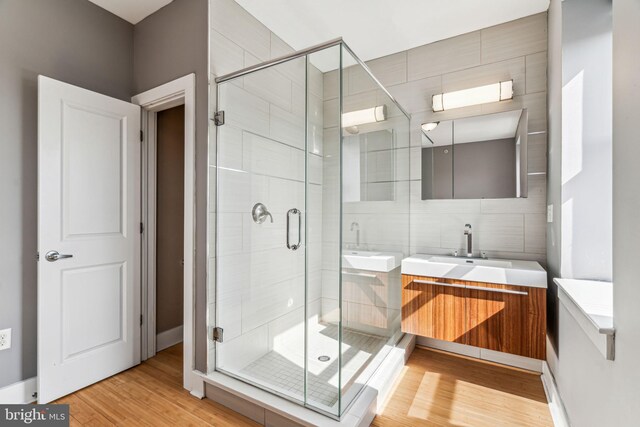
xmin=239 ymin=323 xmax=388 ymax=411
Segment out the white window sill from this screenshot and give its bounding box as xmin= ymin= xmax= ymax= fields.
xmin=554 ymin=278 xmax=615 ymax=360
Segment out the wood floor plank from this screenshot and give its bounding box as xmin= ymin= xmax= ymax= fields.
xmin=372 ymin=347 xmax=553 ymax=427
xmin=52 ymin=344 xmax=259 ymax=426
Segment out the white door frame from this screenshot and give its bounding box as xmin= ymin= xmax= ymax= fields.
xmin=132 ymin=74 xmax=196 ymax=391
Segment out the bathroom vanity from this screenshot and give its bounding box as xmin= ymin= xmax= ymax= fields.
xmin=401 ymin=254 xmax=547 ymax=360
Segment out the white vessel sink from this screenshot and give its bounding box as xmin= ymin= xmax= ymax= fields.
xmin=343 ymin=250 xmax=403 ymax=272
xmin=402 ymin=254 xmax=547 ymax=288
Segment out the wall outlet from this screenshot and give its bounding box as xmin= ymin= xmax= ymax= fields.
xmin=547 ymin=204 xmax=554 ymax=223
xmin=0 ymin=328 xmax=11 ymax=351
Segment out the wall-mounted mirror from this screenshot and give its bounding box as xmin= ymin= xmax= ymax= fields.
xmin=421 ymin=109 xmax=528 ymax=200
xmin=344 ymin=129 xmax=396 ymax=202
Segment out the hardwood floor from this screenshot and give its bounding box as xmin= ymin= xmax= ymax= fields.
xmin=54 ymin=343 xmax=552 ymax=426
xmin=54 ymin=344 xmax=259 ymax=426
xmin=372 ymin=347 xmax=553 ymax=427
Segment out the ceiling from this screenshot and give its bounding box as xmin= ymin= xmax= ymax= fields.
xmin=236 ymin=0 xmax=549 ymax=65
xmin=87 ymin=0 xmax=172 ymax=24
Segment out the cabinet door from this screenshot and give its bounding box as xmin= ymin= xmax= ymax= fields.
xmin=465 ymin=282 xmax=546 ymax=359
xmin=401 ymin=275 xmax=466 ymax=343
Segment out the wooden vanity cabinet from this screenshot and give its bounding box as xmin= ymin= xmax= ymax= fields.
xmin=401 ymin=275 xmax=466 ymax=343
xmin=401 ymin=275 xmax=546 ymax=360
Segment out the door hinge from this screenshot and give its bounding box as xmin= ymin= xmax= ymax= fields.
xmin=212 ymin=327 xmax=223 ymax=343
xmin=36 ymin=252 xmax=39 ymax=261
xmin=140 ymin=222 xmax=144 ymax=234
xmin=140 ymin=130 xmax=144 ymax=142
xmin=213 ymin=111 xmax=225 ymax=126
xmin=140 ymin=314 xmax=143 ymax=326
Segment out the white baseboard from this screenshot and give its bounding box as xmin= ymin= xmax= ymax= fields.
xmin=0 ymin=377 xmax=37 ymax=404
xmin=157 ymin=325 xmax=184 ymax=352
xmin=541 ymin=361 xmax=571 ymax=427
xmin=415 ymin=336 xmax=543 ymax=372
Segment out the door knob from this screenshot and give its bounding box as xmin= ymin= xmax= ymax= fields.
xmin=45 ymin=250 xmax=73 ymax=262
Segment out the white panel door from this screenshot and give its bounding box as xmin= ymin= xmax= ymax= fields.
xmin=37 ymin=76 xmax=141 ymax=403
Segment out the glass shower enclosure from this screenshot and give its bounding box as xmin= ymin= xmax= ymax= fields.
xmin=209 ymin=39 xmax=410 ymax=419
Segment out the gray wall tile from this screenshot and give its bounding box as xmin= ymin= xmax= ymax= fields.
xmin=526 ymin=51 xmax=548 ymax=94
xmin=408 ymin=31 xmax=482 ymax=81
xmin=525 ymin=213 xmax=547 ymax=254
xmin=481 ymin=13 xmax=547 ymax=63
xmin=442 ymin=57 xmax=526 ymax=96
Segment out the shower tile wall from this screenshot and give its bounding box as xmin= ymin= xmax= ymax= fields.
xmin=208 ymin=0 xmax=324 ymax=372
xmin=321 ymin=14 xmax=549 ymax=312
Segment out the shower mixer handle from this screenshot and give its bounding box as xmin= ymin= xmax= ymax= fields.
xmin=286 ymin=208 xmax=301 ymax=250
xmin=252 ymin=202 xmax=273 ymax=224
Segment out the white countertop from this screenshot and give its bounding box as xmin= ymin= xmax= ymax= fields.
xmin=401 ymin=254 xmax=547 ymax=288
xmin=554 ymin=278 xmax=613 ymax=334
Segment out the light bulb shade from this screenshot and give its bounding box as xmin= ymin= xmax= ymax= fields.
xmin=421 ymin=122 xmax=439 ymax=132
xmin=342 ymin=105 xmax=386 ymax=128
xmin=432 ymin=80 xmax=513 ymax=112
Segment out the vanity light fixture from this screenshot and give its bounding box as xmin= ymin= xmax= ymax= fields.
xmin=432 ymin=80 xmax=513 ymax=112
xmin=421 ymin=122 xmax=439 ymax=132
xmin=342 ymin=105 xmax=386 ymax=128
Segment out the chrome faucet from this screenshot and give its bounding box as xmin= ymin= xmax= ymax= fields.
xmin=350 ymin=221 xmax=360 ymax=248
xmin=464 ymin=224 xmax=473 ymax=257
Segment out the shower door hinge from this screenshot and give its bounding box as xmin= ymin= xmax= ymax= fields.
xmin=212 ymin=327 xmax=223 ymax=343
xmin=213 ymin=111 xmax=225 ymax=126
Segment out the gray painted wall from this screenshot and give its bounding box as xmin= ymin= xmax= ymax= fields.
xmin=546 ymin=0 xmax=612 ymax=356
xmin=560 ymin=0 xmax=612 ymax=281
xmin=544 ymin=0 xmax=640 ymax=424
xmin=546 ymin=0 xmax=563 ymax=349
xmin=133 ymin=0 xmax=209 ymax=372
xmin=0 ymin=0 xmax=133 ymax=388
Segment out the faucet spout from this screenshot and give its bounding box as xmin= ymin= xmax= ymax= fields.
xmin=351 ymin=222 xmax=360 ymax=248
xmin=464 ymin=224 xmax=473 ymax=257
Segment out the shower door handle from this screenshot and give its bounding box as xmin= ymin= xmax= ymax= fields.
xmin=286 ymin=208 xmax=301 ymax=250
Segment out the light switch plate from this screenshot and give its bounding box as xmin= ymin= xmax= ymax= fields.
xmin=547 ymin=205 xmax=554 ymax=223
xmin=0 ymin=328 xmax=11 ymax=351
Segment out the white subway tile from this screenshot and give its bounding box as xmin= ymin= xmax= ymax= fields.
xmin=219 ymin=84 xmax=269 ymax=137
xmin=243 ymin=66 xmax=292 ymax=111
xmin=210 ymin=29 xmax=244 ymax=78
xmin=216 ymin=324 xmax=268 ymax=371
xmin=210 ymin=0 xmax=270 ymax=61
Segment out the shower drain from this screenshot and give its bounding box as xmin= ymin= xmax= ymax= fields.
xmin=317 ymin=355 xmax=331 ymax=362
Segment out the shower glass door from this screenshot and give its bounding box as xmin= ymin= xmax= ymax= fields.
xmin=215 ymin=51 xmax=337 ymax=415
xmin=214 ymin=55 xmax=315 ymax=408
